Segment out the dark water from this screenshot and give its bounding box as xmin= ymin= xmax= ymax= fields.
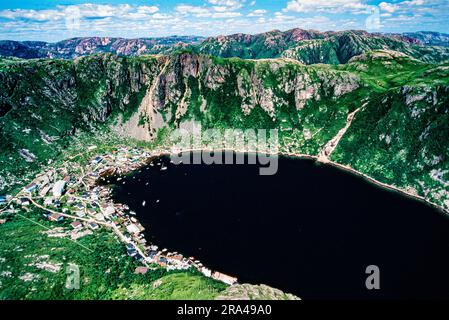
xmin=111 ymin=152 xmax=449 ymax=300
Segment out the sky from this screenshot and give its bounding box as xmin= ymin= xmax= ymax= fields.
xmin=0 ymin=0 xmax=448 ymax=42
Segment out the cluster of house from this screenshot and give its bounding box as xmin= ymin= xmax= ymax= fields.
xmin=2 ymin=145 xmax=238 ymax=286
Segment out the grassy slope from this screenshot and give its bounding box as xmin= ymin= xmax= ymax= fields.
xmin=332 ymin=52 xmax=449 ymax=203
xmin=0 ymin=210 xmax=226 ymax=300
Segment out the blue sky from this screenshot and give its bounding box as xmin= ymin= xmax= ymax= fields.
xmin=0 ymin=0 xmax=448 ymax=41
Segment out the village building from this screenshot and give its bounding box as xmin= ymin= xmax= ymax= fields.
xmin=75 ymin=211 xmax=86 ymax=218
xmin=127 ymin=248 xmax=137 ymax=257
xmin=19 ymin=198 xmax=30 ymax=206
xmin=92 ymin=156 xmax=103 ymax=165
xmin=44 ymin=197 xmax=53 ymax=206
xmin=71 ymin=221 xmax=83 ymax=229
xmin=88 ymin=222 xmax=99 ymax=230
xmin=201 ymin=267 xmax=212 ymax=277
xmin=52 ymin=180 xmax=66 ymax=198
xmin=49 ymin=213 xmax=64 ymax=222
xmin=126 ymin=223 xmax=140 ymax=234
xmin=95 ymin=213 xmax=105 ymax=221
xmin=157 ymin=257 xmax=168 ymax=267
xmin=212 ymin=272 xmax=238 ymax=285
xmin=24 ymin=183 xmax=38 ymax=193
xmin=39 ymin=186 xmax=51 ymax=197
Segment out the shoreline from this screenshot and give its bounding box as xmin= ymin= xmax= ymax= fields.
xmin=146 ymin=147 xmax=448 ymax=216
xmin=3 ymin=144 xmax=448 ymax=293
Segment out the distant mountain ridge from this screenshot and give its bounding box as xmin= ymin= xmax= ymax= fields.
xmin=403 ymin=31 xmax=449 ymax=47
xmin=0 ymin=35 xmax=205 ymax=59
xmin=196 ymin=29 xmax=449 ymax=64
xmin=1 ymin=30 xmax=449 ymax=64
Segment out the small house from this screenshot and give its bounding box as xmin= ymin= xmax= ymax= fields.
xmin=71 ymin=221 xmax=83 ymax=229
xmin=20 ymin=198 xmax=30 ymax=206
xmin=104 ymin=206 xmax=115 ymax=217
xmin=201 ymin=267 xmax=212 ymax=278
xmin=134 ymin=254 xmax=143 ymax=262
xmin=52 ymin=180 xmax=66 ymax=198
xmin=39 ymin=186 xmax=51 ymax=197
xmin=44 ymin=197 xmax=53 ymax=206
xmin=148 ymin=250 xmax=158 ymax=259
xmin=212 ymin=272 xmax=238 ymax=285
xmin=92 ymin=156 xmax=103 ymax=165
xmin=126 ymin=224 xmax=140 ymax=234
xmin=88 ymin=222 xmax=99 ymax=230
xmin=49 ymin=213 xmax=64 ymax=222
xmin=24 ymin=183 xmax=38 ymax=193
xmin=95 ymin=213 xmax=105 ymax=221
xmin=75 ymin=211 xmax=86 ymax=218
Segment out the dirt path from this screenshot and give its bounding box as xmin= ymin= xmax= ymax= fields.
xmin=318 ymin=107 xmax=361 ymax=163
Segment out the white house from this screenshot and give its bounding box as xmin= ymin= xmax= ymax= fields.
xmin=52 ymin=180 xmax=66 ymax=198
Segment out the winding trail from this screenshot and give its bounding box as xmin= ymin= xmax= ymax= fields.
xmin=318 ymin=107 xmax=361 ymax=163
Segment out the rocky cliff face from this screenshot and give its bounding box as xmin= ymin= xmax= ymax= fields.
xmin=216 ymin=284 xmax=300 ymax=300
xmin=120 ymin=53 xmax=361 ymax=132
xmin=1 ymin=50 xmax=449 ymax=212
xmin=0 ymin=54 xmax=164 ymax=190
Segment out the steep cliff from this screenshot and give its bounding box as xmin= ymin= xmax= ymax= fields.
xmin=0 ymin=54 xmax=164 ymax=191
xmin=1 ymin=50 xmax=449 ymax=212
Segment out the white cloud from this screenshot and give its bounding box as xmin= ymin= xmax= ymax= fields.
xmin=213 ymin=11 xmax=242 ymax=18
xmin=175 ymin=0 xmax=244 ymax=19
xmin=207 ymin=0 xmax=245 ymax=9
xmin=0 ymin=9 xmax=63 ymax=21
xmin=0 ymin=4 xmax=159 ymax=22
xmin=403 ymin=0 xmax=425 ymax=5
xmin=379 ymin=2 xmax=398 ymax=13
xmin=151 ymin=13 xmax=173 ymax=20
xmin=136 ymin=6 xmax=160 ymax=15
xmin=378 ymin=0 xmax=442 ymax=22
xmin=248 ymin=9 xmax=267 ymax=17
xmin=176 ymin=5 xmax=211 ymax=17
xmin=284 ymin=0 xmax=369 ymax=13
